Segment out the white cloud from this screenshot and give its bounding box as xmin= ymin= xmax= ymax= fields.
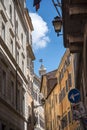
xmin=30 ymin=13 xmax=50 ymax=50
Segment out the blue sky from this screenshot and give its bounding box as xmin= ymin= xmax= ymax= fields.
xmin=26 ymin=0 xmax=66 ymax=76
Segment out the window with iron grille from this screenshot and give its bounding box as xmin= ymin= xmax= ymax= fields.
xmin=68 ymin=73 xmax=72 ymax=87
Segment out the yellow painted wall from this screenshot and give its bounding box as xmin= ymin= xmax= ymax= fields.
xmin=41 ymin=49 xmax=80 ymax=130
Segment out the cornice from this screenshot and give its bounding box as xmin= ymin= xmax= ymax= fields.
xmin=24 ymin=8 xmax=34 ymax=31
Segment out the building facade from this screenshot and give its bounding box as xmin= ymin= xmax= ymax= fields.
xmin=0 ymin=0 xmax=35 ymax=130
xmin=55 ymin=49 xmax=80 ymax=130
xmin=24 ymin=8 xmax=35 ymax=130
xmin=33 ymin=74 xmax=45 ymax=130
xmin=40 ymin=49 xmax=81 ymax=130
xmin=62 ymin=1 xmax=87 ymax=128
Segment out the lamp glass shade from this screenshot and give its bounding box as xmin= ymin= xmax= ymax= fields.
xmin=52 ymin=17 xmax=62 ymax=33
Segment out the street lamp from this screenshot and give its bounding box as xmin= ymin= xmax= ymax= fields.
xmin=52 ymin=0 xmax=63 ymax=36
xmin=52 ymin=16 xmax=62 ymax=36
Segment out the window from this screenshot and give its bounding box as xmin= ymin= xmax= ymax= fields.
xmin=9 ymin=5 xmax=12 ymax=21
xmin=62 ymin=87 xmax=65 ymax=99
xmin=17 ymin=87 xmax=20 ymax=111
xmin=61 ymin=69 xmax=64 ymax=79
xmin=51 ymin=99 xmax=53 ymax=108
xmin=29 ymin=81 xmax=33 ymax=95
xmin=66 ymin=80 xmax=68 ymax=92
xmin=1 ymin=23 xmax=5 ymax=41
xmin=10 ymin=80 xmax=14 ymax=104
xmin=61 ymin=115 xmax=67 ymax=129
xmin=59 ymin=93 xmax=62 ymax=103
xmin=2 ymin=70 xmax=6 ymax=96
xmin=27 ymin=56 xmax=31 ymax=68
xmin=33 ymin=91 xmax=37 ymax=100
xmin=30 ymin=61 xmax=34 ymax=75
xmin=59 ymin=73 xmax=61 ymax=84
xmin=17 ymin=50 xmax=19 ymax=64
xmin=22 ymin=60 xmax=24 ymax=72
xmin=22 ymin=90 xmax=25 ymax=114
xmin=64 ymin=62 xmax=67 ymax=72
xmin=67 ymin=55 xmax=71 ymax=65
xmin=57 ymin=77 xmax=59 ymax=84
xmin=68 ymin=73 xmax=72 ymax=87
xmin=21 ymin=33 xmax=23 ymax=46
xmin=16 ymin=20 xmax=18 ymax=34
xmin=10 ymin=39 xmax=13 ymax=54
xmin=30 ymin=34 xmax=32 ymax=45
xmin=61 ymin=89 xmax=64 ymax=100
xmin=26 ymin=31 xmax=29 ymax=43
xmin=55 ymin=94 xmax=57 ymax=103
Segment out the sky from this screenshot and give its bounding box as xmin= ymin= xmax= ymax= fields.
xmin=26 ymin=0 xmax=66 ymax=76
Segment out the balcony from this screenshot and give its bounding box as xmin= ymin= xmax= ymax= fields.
xmin=62 ymin=0 xmax=87 ymax=53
